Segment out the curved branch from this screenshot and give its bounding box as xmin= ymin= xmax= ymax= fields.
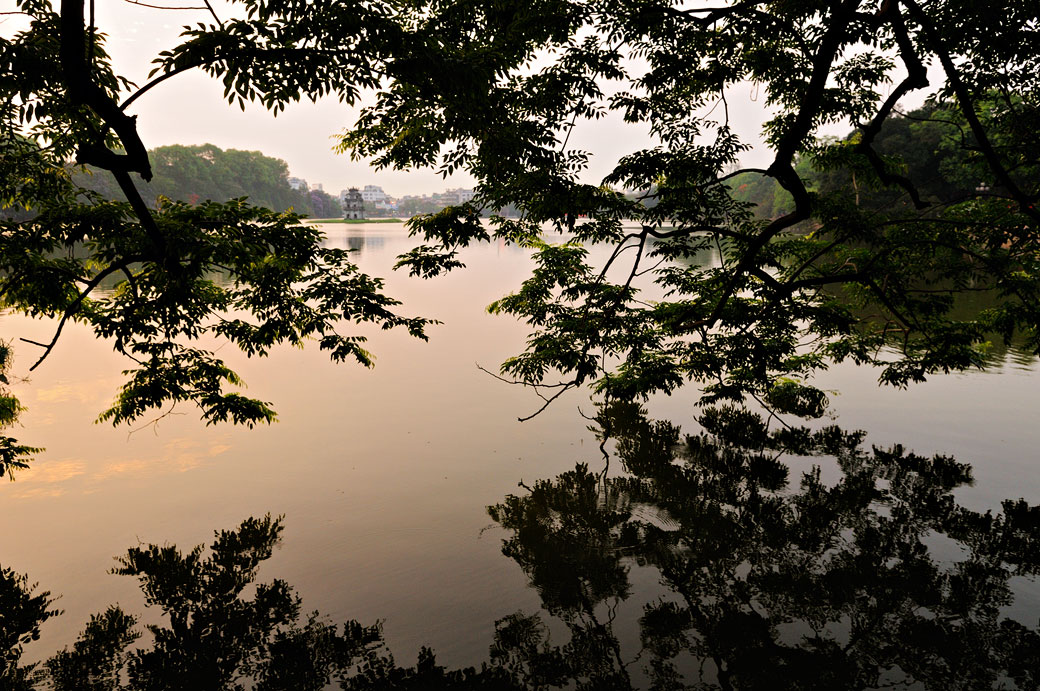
xmin=517 ymin=382 xmax=578 ymax=422
xmin=120 ymin=61 xmax=203 ymax=111
xmin=713 ymin=168 xmax=770 ymax=185
xmin=677 ymin=0 xmax=864 ymax=332
xmin=856 ymin=1 xmax=930 ymax=209
xmin=21 ymin=263 xmax=124 ymax=371
xmin=61 ymin=0 xmax=153 ymax=180
xmin=121 ymin=44 xmax=386 ymax=112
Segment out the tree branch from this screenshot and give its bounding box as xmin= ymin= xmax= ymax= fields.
xmin=60 ymin=0 xmax=153 ymax=181
xmin=21 ymin=263 xmax=124 ymax=371
xmin=677 ymin=0 xmax=864 ymax=332
xmin=856 ymin=1 xmax=930 ymax=209
xmin=902 ymin=0 xmax=1040 ymax=224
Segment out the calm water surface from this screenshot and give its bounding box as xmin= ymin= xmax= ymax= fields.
xmin=3 ymin=222 xmax=1039 ymax=683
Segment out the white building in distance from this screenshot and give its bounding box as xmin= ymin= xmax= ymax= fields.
xmin=360 ymin=185 xmax=387 ymax=203
xmin=287 ymin=177 xmax=308 ymax=191
xmin=441 ymin=188 xmax=475 ymax=204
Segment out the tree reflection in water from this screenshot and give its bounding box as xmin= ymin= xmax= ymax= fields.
xmin=2 ymin=403 xmax=1039 ymax=689
xmin=487 ymin=402 xmax=1040 ymax=690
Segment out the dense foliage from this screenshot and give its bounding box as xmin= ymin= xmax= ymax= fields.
xmin=3 ymin=0 xmax=1037 ymax=464
xmin=1 ymin=516 xmax=389 ymax=690
xmin=0 ymin=0 xmax=433 ymax=474
xmin=2 ymin=1 xmax=1038 ymax=687
xmin=483 ymin=402 xmax=1040 ymax=689
xmin=338 ymin=0 xmax=1040 ymax=420
xmin=728 ymin=101 xmax=986 ymax=220
xmin=71 ymin=144 xmax=343 ymax=219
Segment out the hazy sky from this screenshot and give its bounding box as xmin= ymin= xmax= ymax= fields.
xmin=4 ymin=0 xmax=877 ymax=197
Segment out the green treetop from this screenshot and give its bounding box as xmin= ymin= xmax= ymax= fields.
xmin=72 ymin=144 xmax=342 ymax=218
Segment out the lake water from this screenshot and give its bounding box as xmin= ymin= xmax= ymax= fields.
xmin=4 ymin=222 xmax=1039 ymax=686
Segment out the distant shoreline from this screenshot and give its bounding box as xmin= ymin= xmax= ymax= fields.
xmin=306 ymin=217 xmax=405 ymax=224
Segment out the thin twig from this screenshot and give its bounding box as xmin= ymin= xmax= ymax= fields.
xmin=517 ymin=383 xmax=577 ymax=422
xmin=22 ymin=263 xmax=123 ymax=371
xmin=475 ymin=363 xmax=572 ymax=389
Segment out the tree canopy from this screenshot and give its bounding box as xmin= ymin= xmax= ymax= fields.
xmin=728 ymin=100 xmax=993 ymax=220
xmin=341 ymin=0 xmax=1039 ymax=419
xmin=0 ymin=0 xmax=433 ymax=475
xmin=1 ymin=0 xmax=1038 ymax=468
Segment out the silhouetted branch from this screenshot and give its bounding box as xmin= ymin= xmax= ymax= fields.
xmin=21 ymin=263 xmax=123 ymax=371
xmin=902 ymin=0 xmax=1040 ymax=224
xmin=856 ymin=1 xmax=930 ymax=209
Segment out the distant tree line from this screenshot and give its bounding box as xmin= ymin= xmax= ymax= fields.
xmin=395 ymin=197 xmax=443 ymax=217
xmin=398 ymin=198 xmax=521 ymax=219
xmin=72 ymin=144 xmax=343 ymax=218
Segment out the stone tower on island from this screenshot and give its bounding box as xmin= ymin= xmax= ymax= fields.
xmin=342 ymin=187 xmax=365 ymax=220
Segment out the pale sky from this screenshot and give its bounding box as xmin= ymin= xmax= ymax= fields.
xmin=3 ymin=0 xmax=886 ymax=198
